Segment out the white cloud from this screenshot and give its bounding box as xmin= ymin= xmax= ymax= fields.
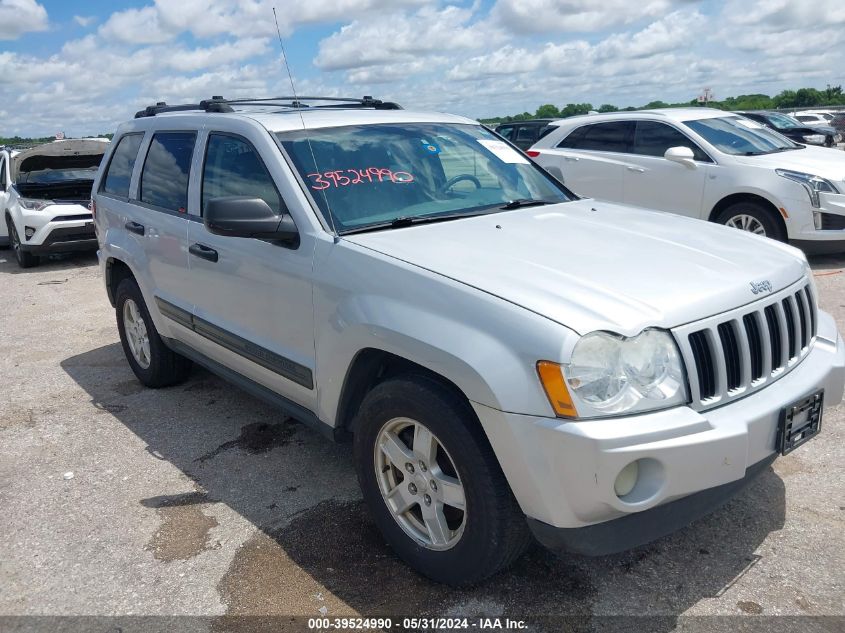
xmin=0 ymin=0 xmax=48 ymax=40
xmin=315 ymin=5 xmax=500 ymax=71
xmin=73 ymin=15 xmax=96 ymax=28
xmin=490 ymin=0 xmax=683 ymax=34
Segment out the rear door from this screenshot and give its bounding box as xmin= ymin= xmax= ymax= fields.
xmin=182 ymin=129 xmax=317 ymax=410
xmin=537 ymin=121 xmax=633 ymax=202
xmin=622 ymin=120 xmax=711 ymax=218
xmin=130 ymin=131 xmax=195 ymax=336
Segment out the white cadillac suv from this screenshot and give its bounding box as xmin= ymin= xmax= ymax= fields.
xmin=529 ymin=108 xmax=845 ymax=251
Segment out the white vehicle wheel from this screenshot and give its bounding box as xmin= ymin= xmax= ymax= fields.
xmin=715 ymin=201 xmax=785 ymax=242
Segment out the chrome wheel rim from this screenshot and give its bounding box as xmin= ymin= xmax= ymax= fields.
xmin=9 ymin=222 xmax=21 ymax=256
xmin=123 ymin=298 xmax=151 ymax=369
xmin=374 ymin=417 xmax=466 ymax=551
xmin=725 ymin=214 xmax=766 ymax=236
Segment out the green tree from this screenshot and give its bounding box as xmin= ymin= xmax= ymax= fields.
xmin=560 ymin=103 xmax=593 ymax=117
xmin=535 ymin=104 xmax=560 ymax=118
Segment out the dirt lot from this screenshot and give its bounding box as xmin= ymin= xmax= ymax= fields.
xmin=1 ymin=248 xmax=844 ymax=633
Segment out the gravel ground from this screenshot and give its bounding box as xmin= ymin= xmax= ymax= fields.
xmin=0 ymin=248 xmax=843 ymax=633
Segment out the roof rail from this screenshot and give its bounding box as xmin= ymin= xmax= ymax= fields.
xmin=134 ymin=95 xmax=402 ymax=118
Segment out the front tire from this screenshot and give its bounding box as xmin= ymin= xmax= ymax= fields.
xmin=115 ymin=278 xmax=192 ymax=387
xmin=353 ymin=374 xmax=531 ymax=586
xmin=715 ymin=201 xmax=785 ymax=242
xmin=7 ymin=217 xmax=39 ymax=268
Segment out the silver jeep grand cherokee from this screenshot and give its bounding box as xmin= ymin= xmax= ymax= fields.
xmin=93 ymin=96 xmax=845 ymax=586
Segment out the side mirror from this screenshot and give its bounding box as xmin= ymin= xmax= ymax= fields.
xmin=205 ymin=196 xmax=299 ymax=246
xmin=664 ymin=146 xmax=696 ymax=168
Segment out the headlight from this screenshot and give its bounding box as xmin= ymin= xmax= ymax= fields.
xmin=18 ymin=197 xmax=51 ymax=211
xmin=537 ymin=329 xmax=688 ymax=419
xmin=776 ymin=169 xmax=839 ymax=208
xmin=802 ymin=134 xmax=825 ymax=145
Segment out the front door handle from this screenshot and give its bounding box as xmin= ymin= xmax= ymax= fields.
xmin=627 ymin=166 xmax=646 ymax=173
xmin=125 ymin=221 xmax=145 ymax=235
xmin=189 ymin=243 xmax=218 ymax=263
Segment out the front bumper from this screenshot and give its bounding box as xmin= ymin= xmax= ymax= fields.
xmin=19 ymin=223 xmax=97 ymax=255
xmin=473 ymin=310 xmax=845 ymax=552
xmin=787 ymin=191 xmax=845 ymax=247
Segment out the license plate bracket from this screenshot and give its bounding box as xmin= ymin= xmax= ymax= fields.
xmin=777 ymin=390 xmax=823 ymax=455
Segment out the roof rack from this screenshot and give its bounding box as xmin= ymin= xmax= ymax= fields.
xmin=134 ymin=95 xmax=403 ymax=118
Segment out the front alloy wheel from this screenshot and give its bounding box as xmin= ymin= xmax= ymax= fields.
xmin=374 ymin=417 xmax=466 ymax=550
xmin=7 ymin=218 xmax=39 ymax=268
xmin=724 ymin=213 xmax=767 ymax=236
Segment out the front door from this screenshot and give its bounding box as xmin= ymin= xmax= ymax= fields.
xmin=183 ymin=131 xmax=317 ymax=410
xmin=622 ymin=121 xmax=710 ymax=218
xmin=0 ymin=155 xmax=9 ymax=241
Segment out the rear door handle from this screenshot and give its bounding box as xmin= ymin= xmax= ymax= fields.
xmin=189 ymin=243 xmax=218 ymax=263
xmin=125 ymin=221 xmax=145 ymax=235
xmin=627 ymin=166 xmax=646 ymax=173
xmin=563 ymin=156 xmax=580 ymax=162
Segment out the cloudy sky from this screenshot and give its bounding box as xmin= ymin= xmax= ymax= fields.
xmin=1 ymin=0 xmax=843 ymax=137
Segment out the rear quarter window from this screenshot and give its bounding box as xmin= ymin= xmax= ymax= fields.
xmin=101 ymin=133 xmax=144 ymax=198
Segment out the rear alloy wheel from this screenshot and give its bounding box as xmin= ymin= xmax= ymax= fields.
xmin=7 ymin=218 xmax=39 ymax=268
xmin=716 ymin=201 xmax=785 ymax=242
xmin=354 ymin=374 xmax=531 ymax=586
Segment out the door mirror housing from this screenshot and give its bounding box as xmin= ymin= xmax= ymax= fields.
xmin=204 ymin=196 xmax=299 ymax=246
xmin=664 ymin=146 xmax=696 ymax=168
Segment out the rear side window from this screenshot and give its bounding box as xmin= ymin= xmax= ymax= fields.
xmin=633 ymin=121 xmax=710 ymax=162
xmin=515 ymin=126 xmax=537 ymax=143
xmin=140 ymin=131 xmax=196 ymax=212
xmin=101 ymin=133 xmax=143 ymax=198
xmin=558 ymin=121 xmax=633 ymax=153
xmin=201 ymin=133 xmax=283 ymax=216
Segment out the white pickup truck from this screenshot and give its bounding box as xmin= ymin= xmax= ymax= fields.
xmin=1 ymin=138 xmax=109 ymax=268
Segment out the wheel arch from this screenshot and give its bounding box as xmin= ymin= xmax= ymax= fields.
xmin=105 ymin=257 xmax=137 ymax=307
xmin=708 ymin=192 xmax=787 ymax=237
xmin=336 ymin=348 xmax=476 ymax=438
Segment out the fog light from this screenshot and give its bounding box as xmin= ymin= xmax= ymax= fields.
xmin=813 ymin=211 xmax=822 ymax=230
xmin=24 ymin=226 xmax=36 ymax=239
xmin=614 ymin=461 xmax=639 ymax=497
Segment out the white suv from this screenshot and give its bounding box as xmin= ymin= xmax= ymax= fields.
xmin=94 ymin=96 xmax=844 ymax=585
xmin=2 ymin=139 xmax=109 ymax=268
xmin=529 ymin=108 xmax=845 ymax=250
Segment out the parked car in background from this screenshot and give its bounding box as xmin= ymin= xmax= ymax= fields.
xmin=95 ymin=96 xmax=845 ymax=585
xmin=736 ymin=111 xmax=840 ymax=147
xmin=3 ymin=138 xmax=108 ymax=268
xmin=792 ymin=110 xmax=835 ymax=126
xmin=495 ymin=119 xmax=557 ymax=150
xmin=529 ymin=108 xmax=845 ymax=250
xmin=831 ymin=112 xmax=845 ymax=137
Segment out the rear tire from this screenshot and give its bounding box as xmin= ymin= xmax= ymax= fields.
xmin=715 ymin=201 xmax=785 ymax=242
xmin=353 ymin=374 xmax=531 ymax=586
xmin=115 ymin=277 xmax=192 ymax=387
xmin=7 ymin=218 xmax=39 ymax=268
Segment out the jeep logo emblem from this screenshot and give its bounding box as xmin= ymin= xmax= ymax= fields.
xmin=750 ymin=280 xmax=773 ymax=295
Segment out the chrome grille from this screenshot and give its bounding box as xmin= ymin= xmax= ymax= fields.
xmin=675 ymin=280 xmax=816 ymax=410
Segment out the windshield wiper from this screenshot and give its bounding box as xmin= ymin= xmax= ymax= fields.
xmin=499 ymin=198 xmax=551 ymax=210
xmin=340 ymin=210 xmax=492 ymax=235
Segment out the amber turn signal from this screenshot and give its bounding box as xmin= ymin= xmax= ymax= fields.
xmin=536 ymin=361 xmax=578 ymax=418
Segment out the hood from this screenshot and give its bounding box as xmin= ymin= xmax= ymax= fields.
xmin=734 ymin=144 xmax=845 ymax=184
xmin=345 ymin=200 xmax=808 ymax=336
xmin=12 ymin=139 xmax=109 ymax=181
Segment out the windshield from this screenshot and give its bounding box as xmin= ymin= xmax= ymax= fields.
xmin=683 ymin=116 xmax=800 ymax=155
xmin=19 ymin=165 xmax=100 ymax=183
xmin=277 ymin=123 xmax=571 ymax=233
xmin=762 ymin=112 xmax=802 ymax=130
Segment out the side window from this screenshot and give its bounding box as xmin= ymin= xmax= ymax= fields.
xmin=497 ymin=126 xmax=514 ymax=140
xmin=558 ymin=121 xmax=633 ymax=153
xmin=515 ymin=126 xmax=537 ymax=143
xmin=140 ymin=131 xmax=197 ymax=212
xmin=101 ymin=133 xmax=144 ymax=198
xmin=633 ymin=121 xmax=709 ymax=162
xmin=202 ymin=134 xmax=283 ymax=216
xmin=0 ymin=157 xmax=6 ymax=190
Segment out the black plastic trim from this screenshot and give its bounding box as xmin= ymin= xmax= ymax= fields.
xmin=155 ymin=296 xmax=314 ymax=389
xmin=527 ymin=453 xmax=777 ymax=557
xmin=163 ymin=337 xmax=337 ymax=441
